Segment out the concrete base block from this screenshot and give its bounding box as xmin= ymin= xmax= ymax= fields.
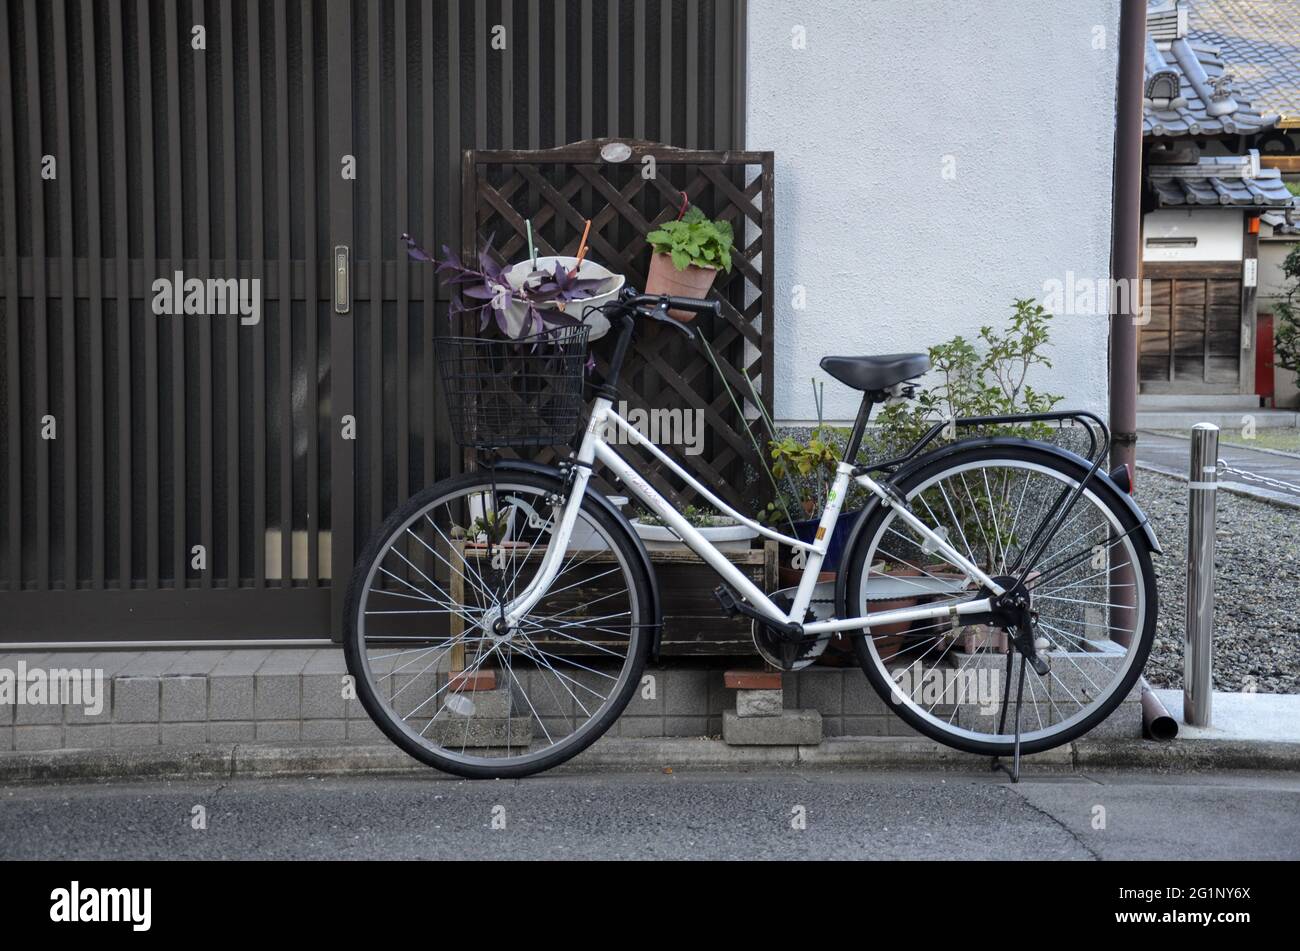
xmin=723 ymin=709 xmax=822 ymax=746
xmin=736 ymin=689 xmax=783 ymax=717
xmin=1082 ymin=700 xmax=1144 ymax=739
xmin=428 ymin=715 xmax=534 ymax=748
xmin=446 ymin=686 xmax=512 ymax=719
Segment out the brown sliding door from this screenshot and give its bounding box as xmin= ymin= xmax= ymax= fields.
xmin=1139 ymin=262 xmax=1244 ymax=394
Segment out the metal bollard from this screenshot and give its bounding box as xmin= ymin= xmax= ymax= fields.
xmin=1184 ymin=422 xmax=1218 ymax=727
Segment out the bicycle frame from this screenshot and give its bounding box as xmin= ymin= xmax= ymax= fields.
xmin=496 ymin=396 xmax=1005 ymax=636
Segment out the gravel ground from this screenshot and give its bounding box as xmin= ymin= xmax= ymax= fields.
xmin=1138 ymin=469 xmax=1300 ymax=693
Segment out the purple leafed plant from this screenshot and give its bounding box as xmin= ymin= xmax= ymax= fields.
xmin=402 ymin=233 xmax=612 ymax=338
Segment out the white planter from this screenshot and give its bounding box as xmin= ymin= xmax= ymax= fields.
xmin=567 ymin=496 xmax=628 ymax=550
xmin=503 ymin=255 xmax=624 ymax=340
xmin=630 ymin=517 xmax=758 ymax=552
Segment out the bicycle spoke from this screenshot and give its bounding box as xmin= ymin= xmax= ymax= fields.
xmin=854 ymin=452 xmax=1150 ymax=750
xmin=351 ymin=477 xmax=643 ymax=771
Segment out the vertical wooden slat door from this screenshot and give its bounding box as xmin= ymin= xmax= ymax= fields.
xmin=1139 ymin=265 xmax=1244 ymax=394
xmin=342 ymin=0 xmax=754 ymax=547
xmin=0 ymin=0 xmax=337 ymax=642
xmin=0 ymin=0 xmax=750 ymax=644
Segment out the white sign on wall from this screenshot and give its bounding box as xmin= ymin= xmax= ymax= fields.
xmin=1244 ymin=258 xmax=1258 ymax=288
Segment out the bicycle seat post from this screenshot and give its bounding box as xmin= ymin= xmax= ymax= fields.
xmin=842 ymin=390 xmax=885 ymax=465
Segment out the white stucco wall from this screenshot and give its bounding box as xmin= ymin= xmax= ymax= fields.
xmin=1143 ymin=209 xmax=1244 ymax=262
xmin=746 ymin=0 xmax=1121 ymax=423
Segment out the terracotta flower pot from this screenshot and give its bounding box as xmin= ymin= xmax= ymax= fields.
xmin=645 ymin=251 xmax=718 ymax=321
xmin=779 ymin=566 xmax=835 ymax=589
xmin=864 ymin=595 xmax=918 ymax=662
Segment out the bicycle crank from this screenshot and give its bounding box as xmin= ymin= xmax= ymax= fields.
xmin=747 ymin=588 xmax=832 ymax=672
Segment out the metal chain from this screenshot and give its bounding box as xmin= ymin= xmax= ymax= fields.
xmin=1216 ymin=458 xmax=1300 ymax=495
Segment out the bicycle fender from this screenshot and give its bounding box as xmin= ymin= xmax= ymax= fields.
xmin=833 ymin=437 xmax=1162 ymax=618
xmin=481 ymin=458 xmax=665 ymax=662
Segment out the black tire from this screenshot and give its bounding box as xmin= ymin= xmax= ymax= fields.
xmin=842 ymin=441 xmax=1157 ymax=757
xmin=344 ymin=469 xmax=654 ymax=779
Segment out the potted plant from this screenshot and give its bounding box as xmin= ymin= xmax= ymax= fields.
xmin=630 ymin=504 xmax=758 ymax=552
xmin=761 ymin=427 xmax=862 ymax=584
xmin=858 ymin=560 xmax=930 ymax=662
xmin=873 ymin=299 xmax=1063 ymax=455
xmin=402 ymin=232 xmax=624 ymax=339
xmin=758 ymin=381 xmax=868 ymax=586
xmin=643 ymin=206 xmax=734 ymax=320
xmin=466 ymin=511 xmax=512 ymax=547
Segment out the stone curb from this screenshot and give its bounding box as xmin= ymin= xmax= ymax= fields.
xmin=1071 ymin=737 xmax=1300 ymax=771
xmin=1 ymin=735 xmax=1296 ymax=783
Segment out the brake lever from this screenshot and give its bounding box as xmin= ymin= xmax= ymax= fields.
xmin=646 ymin=301 xmax=697 ymax=339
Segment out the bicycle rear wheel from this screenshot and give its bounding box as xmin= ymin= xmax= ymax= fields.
xmin=842 ymin=442 xmax=1157 ymax=756
xmin=344 ymin=470 xmax=654 ymax=778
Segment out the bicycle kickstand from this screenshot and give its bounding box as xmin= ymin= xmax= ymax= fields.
xmin=991 ymin=647 xmax=1027 ymax=783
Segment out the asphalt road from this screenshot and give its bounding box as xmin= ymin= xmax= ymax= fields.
xmin=1137 ymin=430 xmax=1300 ymax=506
xmin=2 ymin=768 xmax=1298 ymax=860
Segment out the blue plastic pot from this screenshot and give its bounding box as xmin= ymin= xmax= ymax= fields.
xmin=791 ymin=509 xmax=864 ymax=573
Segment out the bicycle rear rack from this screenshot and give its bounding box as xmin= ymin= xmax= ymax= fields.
xmin=855 ymin=409 xmax=1110 ymax=477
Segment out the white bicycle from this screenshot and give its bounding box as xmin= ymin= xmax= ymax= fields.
xmin=344 ymin=290 xmax=1160 ymax=779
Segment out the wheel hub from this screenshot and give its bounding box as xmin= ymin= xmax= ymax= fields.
xmin=484 ymin=609 xmax=515 ymax=644
xmin=983 ymin=575 xmax=1049 ymax=676
xmin=987 ymin=575 xmax=1032 ymax=627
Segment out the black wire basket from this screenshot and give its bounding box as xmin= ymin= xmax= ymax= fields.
xmin=437 ymin=325 xmax=591 ymax=449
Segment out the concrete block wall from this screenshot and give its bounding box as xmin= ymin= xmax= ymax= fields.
xmin=0 ymin=649 xmax=387 ymax=752
xmin=0 ymin=650 xmax=1142 ymax=751
xmin=601 ymin=667 xmax=921 ymax=739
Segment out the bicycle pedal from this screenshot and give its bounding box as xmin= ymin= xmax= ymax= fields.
xmin=713 ymin=584 xmax=741 ymax=617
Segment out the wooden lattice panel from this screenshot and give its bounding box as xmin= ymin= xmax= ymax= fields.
xmin=461 ymin=139 xmax=775 ymax=510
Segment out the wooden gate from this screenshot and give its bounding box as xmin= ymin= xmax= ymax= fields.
xmin=0 ymin=0 xmax=751 ymax=644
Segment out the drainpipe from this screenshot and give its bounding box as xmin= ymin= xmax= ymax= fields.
xmin=1111 ymin=2 xmax=1178 ymax=741
xmin=1141 ymin=677 xmax=1179 ymax=740
xmin=1110 ymin=0 xmax=1145 ymax=478
xmin=1107 ymin=0 xmax=1144 ymax=664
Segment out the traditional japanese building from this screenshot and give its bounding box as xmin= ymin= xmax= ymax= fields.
xmin=1139 ymin=0 xmax=1299 ymax=399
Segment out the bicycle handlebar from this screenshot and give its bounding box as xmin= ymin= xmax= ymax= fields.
xmin=594 ymin=288 xmax=717 ymax=394
xmin=626 ymin=292 xmax=721 ymax=317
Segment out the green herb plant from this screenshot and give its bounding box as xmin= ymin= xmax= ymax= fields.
xmin=635 ymin=504 xmax=736 ymax=529
xmin=1271 ymin=245 xmax=1300 ymax=389
xmin=645 ymin=207 xmax=735 ymax=273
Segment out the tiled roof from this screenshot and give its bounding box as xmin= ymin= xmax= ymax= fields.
xmin=1261 ymin=209 xmax=1300 ymax=235
xmin=1150 ymin=162 xmax=1296 ymax=207
xmin=1144 ymin=0 xmax=1279 ymax=138
xmin=1188 ymin=0 xmax=1300 ymax=125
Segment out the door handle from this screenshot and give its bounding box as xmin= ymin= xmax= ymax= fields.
xmin=334 ymin=245 xmax=350 ymax=314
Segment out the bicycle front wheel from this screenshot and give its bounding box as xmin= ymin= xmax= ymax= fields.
xmin=344 ymin=470 xmax=654 ymax=778
xmin=842 ymin=442 xmax=1157 ymax=756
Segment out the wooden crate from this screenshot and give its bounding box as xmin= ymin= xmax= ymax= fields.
xmin=652 ymin=541 xmax=777 ymax=656
xmin=448 ymin=539 xmax=777 ymax=665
